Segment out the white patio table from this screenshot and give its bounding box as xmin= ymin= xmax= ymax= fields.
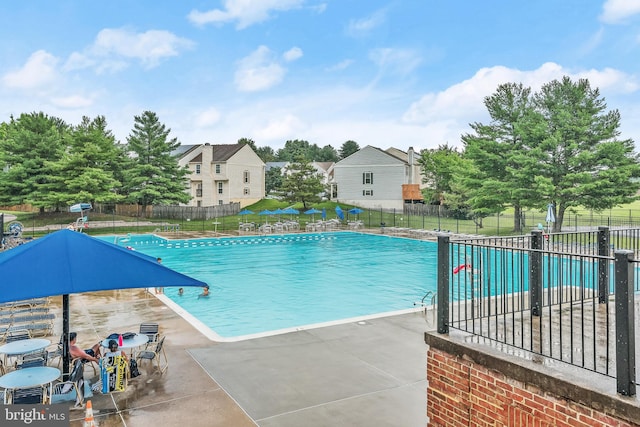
xmin=0 ymin=366 xmax=60 ymax=404
xmin=0 ymin=338 xmax=51 ymax=368
xmin=101 ymin=333 xmax=149 ymax=357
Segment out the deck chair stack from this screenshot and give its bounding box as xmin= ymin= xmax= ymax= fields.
xmin=0 ymin=298 xmax=54 ymax=340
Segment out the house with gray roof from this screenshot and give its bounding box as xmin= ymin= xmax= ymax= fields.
xmin=176 ymin=143 xmax=265 ymax=207
xmin=332 ymin=145 xmax=424 ymax=210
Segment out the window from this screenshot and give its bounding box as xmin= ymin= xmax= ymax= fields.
xmin=196 ymin=183 xmax=202 ymax=197
xmin=215 ymin=164 xmax=221 ymax=174
xmin=195 ymin=164 xmax=201 ymax=174
xmin=197 ymin=201 xmax=202 ymax=207
xmin=218 ymin=200 xmax=223 ymax=205
xmin=243 ymin=171 xmax=250 ymax=184
xmin=363 ymin=172 xmax=373 ymax=184
xmin=363 ymin=189 xmax=373 ymax=196
xmin=244 ymin=187 xmax=250 ymax=195
xmin=218 ymin=182 xmax=223 ymax=194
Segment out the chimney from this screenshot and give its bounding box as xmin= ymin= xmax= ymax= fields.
xmin=408 ymin=147 xmax=415 ymax=184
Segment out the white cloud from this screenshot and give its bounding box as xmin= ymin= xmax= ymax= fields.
xmin=188 ymin=0 xmax=303 ymax=30
xmin=194 ymin=108 xmax=222 ymax=127
xmin=65 ymin=28 xmax=194 ymax=73
xmin=283 ymin=47 xmax=303 ymax=62
xmin=2 ymin=50 xmax=59 ymax=89
xmin=326 ymin=59 xmax=354 ymax=72
xmin=347 ymin=9 xmax=386 ymax=37
xmin=235 ymin=46 xmax=286 ymax=92
xmin=51 ymin=94 xmax=94 ymax=109
xmin=63 ymin=52 xmax=95 ymax=71
xmin=89 ymin=28 xmax=194 ymax=69
xmin=402 ymin=62 xmax=639 ymax=147
xmin=255 ymin=114 xmax=307 ymax=141
xmin=578 ymin=28 xmax=605 ymax=56
xmin=369 ymin=48 xmax=422 ymax=76
xmin=600 ymin=0 xmax=640 ymax=24
xmin=310 ymin=3 xmax=327 ymax=14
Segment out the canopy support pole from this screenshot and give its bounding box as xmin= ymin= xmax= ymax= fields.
xmin=62 ymin=294 xmax=70 ymax=380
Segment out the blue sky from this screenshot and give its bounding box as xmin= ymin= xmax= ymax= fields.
xmin=1 ymin=0 xmax=639 ymax=152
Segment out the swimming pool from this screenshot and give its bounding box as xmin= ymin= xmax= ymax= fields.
xmin=104 ymin=232 xmax=437 ymax=340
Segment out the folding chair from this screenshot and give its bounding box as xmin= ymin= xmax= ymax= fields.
xmin=6 ymin=329 xmax=31 ymax=343
xmin=47 ymin=336 xmax=64 ymax=368
xmin=136 ymin=336 xmax=168 ymax=373
xmin=11 ymin=386 xmax=45 ymax=404
xmin=72 ymin=357 xmax=98 ymax=376
xmin=17 ymin=350 xmax=47 ymax=369
xmin=51 ymin=359 xmax=85 ymax=407
xmin=139 ymin=322 xmax=159 ymax=348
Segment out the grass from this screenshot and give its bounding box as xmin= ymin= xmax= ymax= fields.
xmin=3 ymin=199 xmax=640 ymax=238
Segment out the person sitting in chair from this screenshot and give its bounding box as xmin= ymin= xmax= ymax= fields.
xmin=104 ymin=340 xmax=128 ymax=364
xmin=69 ymin=332 xmax=101 ymax=363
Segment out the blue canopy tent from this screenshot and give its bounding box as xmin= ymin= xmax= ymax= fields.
xmin=0 ymin=229 xmax=208 ymax=377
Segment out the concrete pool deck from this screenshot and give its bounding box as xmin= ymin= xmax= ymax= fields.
xmin=44 ymin=289 xmax=431 ymax=426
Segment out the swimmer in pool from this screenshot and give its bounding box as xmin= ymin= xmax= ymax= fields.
xmin=198 ymin=286 xmax=210 ymax=298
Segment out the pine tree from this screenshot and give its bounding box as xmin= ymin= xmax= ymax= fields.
xmin=122 ymin=111 xmax=191 ymax=216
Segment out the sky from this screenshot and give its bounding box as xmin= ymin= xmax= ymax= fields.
xmin=1 ymin=1 xmax=640 ymax=153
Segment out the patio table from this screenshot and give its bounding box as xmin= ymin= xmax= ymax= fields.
xmin=0 ymin=366 xmax=60 ymax=403
xmin=101 ymin=333 xmax=149 ymax=357
xmin=0 ymin=338 xmax=51 ymax=368
xmin=0 ymin=338 xmax=50 ymax=357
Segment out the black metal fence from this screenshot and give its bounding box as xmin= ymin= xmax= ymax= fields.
xmin=436 ymin=227 xmax=639 ymax=396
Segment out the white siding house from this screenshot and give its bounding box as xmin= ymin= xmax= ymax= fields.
xmin=332 ymin=145 xmax=423 ymax=210
xmin=177 ymin=143 xmax=265 ymax=207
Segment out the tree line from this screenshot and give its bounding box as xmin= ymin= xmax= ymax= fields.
xmin=0 ymin=109 xmax=360 ymax=215
xmin=0 ymin=111 xmax=190 ymax=215
xmin=2 ymin=75 xmax=635 ymax=228
xmin=417 ymin=76 xmax=640 ymax=232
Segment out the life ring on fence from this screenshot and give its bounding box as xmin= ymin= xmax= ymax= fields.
xmin=453 ymin=264 xmax=472 ymax=274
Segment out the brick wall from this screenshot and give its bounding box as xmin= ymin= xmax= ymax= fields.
xmin=427 ymin=347 xmax=640 ymax=427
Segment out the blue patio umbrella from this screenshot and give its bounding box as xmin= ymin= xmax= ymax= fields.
xmin=238 ymin=209 xmax=254 ymax=216
xmin=335 ymin=205 xmax=345 ymax=221
xmin=282 ymin=208 xmax=300 ymax=219
xmin=258 ymin=209 xmax=274 ymax=223
xmin=0 ymin=229 xmax=207 ymax=376
xmin=546 ymin=203 xmax=555 ymax=233
xmin=304 ymin=208 xmax=322 ymax=222
xmin=321 ymin=208 xmax=327 ymax=220
xmin=348 ymin=208 xmax=363 ymax=219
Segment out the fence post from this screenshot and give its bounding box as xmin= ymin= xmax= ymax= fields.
xmin=437 ymin=235 xmax=450 ymax=334
xmin=598 ymin=226 xmax=610 ymax=303
xmin=530 ymin=230 xmax=543 ymax=316
xmin=614 ymin=250 xmax=636 ymax=396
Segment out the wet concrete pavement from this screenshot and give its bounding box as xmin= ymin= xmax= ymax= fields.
xmin=42 ymin=289 xmax=430 ymax=427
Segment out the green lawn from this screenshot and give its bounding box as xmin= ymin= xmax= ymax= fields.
xmin=3 ymin=199 xmax=640 ymax=238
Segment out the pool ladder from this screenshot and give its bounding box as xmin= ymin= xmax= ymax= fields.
xmin=414 ymin=291 xmax=437 ymax=325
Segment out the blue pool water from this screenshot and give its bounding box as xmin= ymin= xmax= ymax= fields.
xmin=102 ymin=232 xmax=437 ymax=339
